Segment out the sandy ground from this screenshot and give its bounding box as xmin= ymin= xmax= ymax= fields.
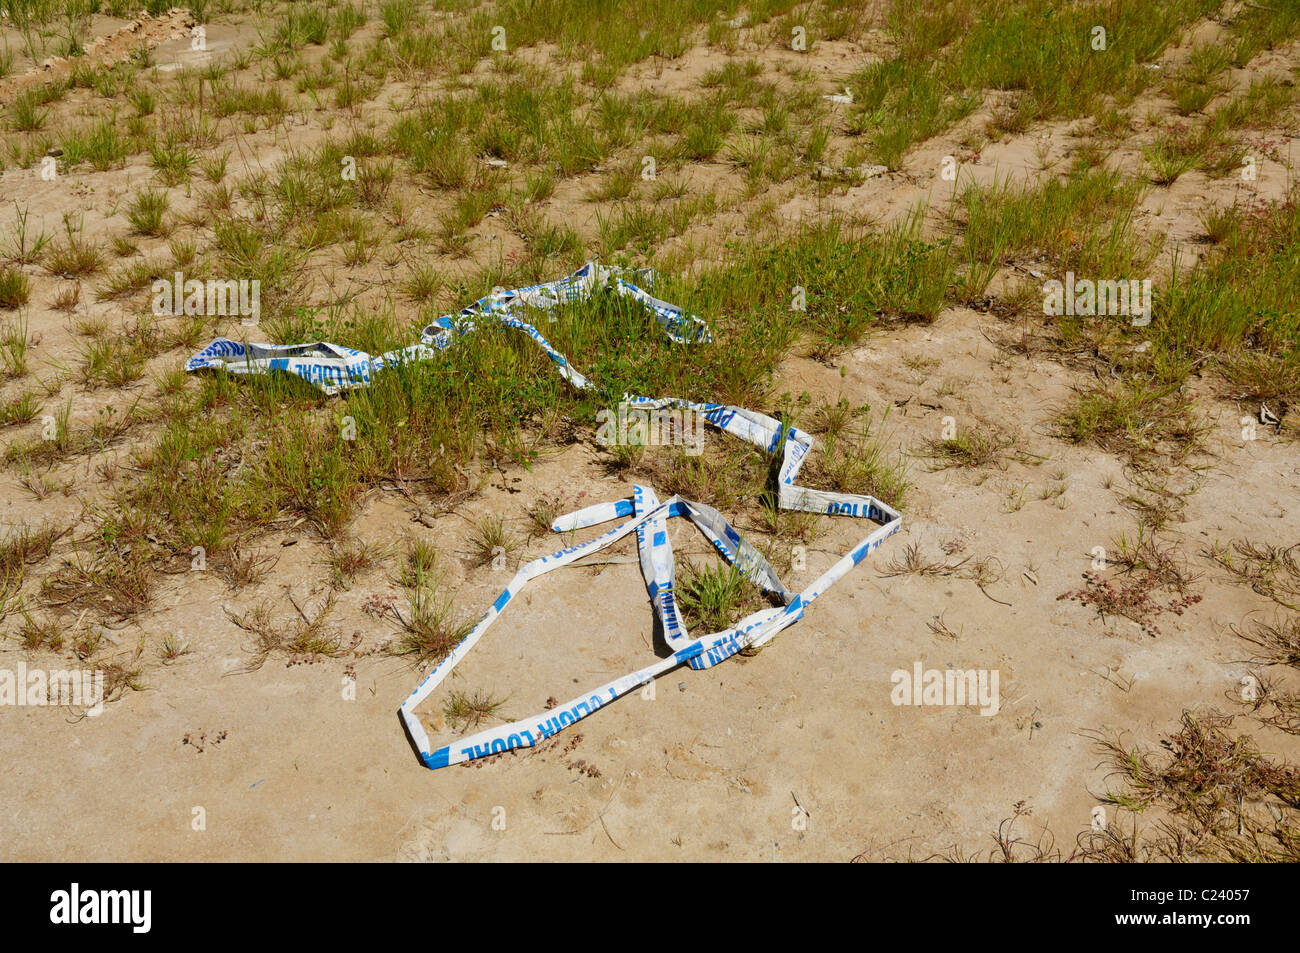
xmin=3 ymin=308 xmax=1295 ymax=862
xmin=0 ymin=7 xmax=1297 ymax=861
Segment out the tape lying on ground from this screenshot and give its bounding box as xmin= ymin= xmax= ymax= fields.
xmin=185 ymin=261 xmax=901 ymax=770
xmin=185 ymin=262 xmax=710 ymax=394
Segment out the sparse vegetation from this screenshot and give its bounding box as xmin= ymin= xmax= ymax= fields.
xmin=443 ymin=689 xmax=508 ymax=731
xmin=2 ymin=0 xmax=1298 ymax=864
xmin=677 ymin=560 xmax=764 ymax=635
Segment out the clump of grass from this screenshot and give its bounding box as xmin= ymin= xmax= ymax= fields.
xmin=76 ymin=316 xmax=165 ymax=389
xmin=1166 ymin=42 xmax=1231 ymax=115
xmin=1108 ymin=526 xmax=1198 ymax=594
xmin=848 ymin=56 xmax=976 ymax=170
xmin=0 ymin=265 xmax=28 ymax=308
xmin=677 ymin=561 xmax=763 ymax=635
xmin=1200 ymin=203 xmax=1243 ymax=245
xmin=0 ymin=522 xmax=65 ymax=594
xmin=129 ymin=86 xmax=155 ymax=117
xmin=1 ymin=205 xmax=50 ymax=266
xmin=8 ymin=89 xmax=48 ymax=132
xmin=1119 ymin=471 xmax=1196 ymax=533
xmin=158 ymin=632 xmax=191 ymax=661
xmin=52 ymin=282 xmax=80 ymax=312
xmin=1241 ymin=674 xmax=1300 ymax=737
xmin=1220 ymin=349 xmax=1300 ymax=406
xmin=150 ymin=132 xmax=195 ymax=186
xmin=95 ymin=255 xmax=168 ymax=301
xmin=639 ymin=444 xmax=757 ymax=513
xmin=879 ymin=540 xmax=970 ymax=578
xmin=1156 ymin=190 xmax=1300 ymax=407
xmin=1 ymin=315 xmax=29 ymax=376
xmin=211 ymin=216 xmax=308 ymax=328
xmin=922 ymin=420 xmax=1021 ymax=471
xmin=16 ymin=609 xmax=64 ymax=651
xmin=954 ymin=165 xmax=1152 ymax=300
xmin=327 ymin=538 xmax=387 ymax=589
xmin=398 ymin=539 xmax=438 ymax=588
xmin=903 ymin=800 xmax=1066 ymax=863
xmin=388 ymin=541 xmax=475 ymax=663
xmin=443 ymin=689 xmax=508 ymax=731
xmin=400 ymin=261 xmax=441 ymax=304
xmin=0 ymin=390 xmax=40 ymax=427
xmin=126 ymin=188 xmax=170 ymax=237
xmin=43 ymin=217 xmax=103 ymax=277
xmin=237 ymin=420 xmax=361 ymax=537
xmin=227 ymin=591 xmax=344 ymax=670
xmin=1057 ymin=381 xmax=1207 ymax=469
xmin=808 ymin=402 xmax=909 ymax=506
xmin=40 ymin=547 xmax=152 ymax=621
xmin=200 ymin=151 xmax=229 ymax=184
xmin=466 ymin=514 xmax=521 ymax=569
xmin=62 ymin=116 xmax=128 ymax=171
xmin=1144 ymin=130 xmax=1200 ymax=185
xmin=169 ymin=235 xmax=197 ymax=268
xmin=208 ymin=543 xmax=274 ymax=587
xmin=101 ymin=644 xmax=147 ymax=701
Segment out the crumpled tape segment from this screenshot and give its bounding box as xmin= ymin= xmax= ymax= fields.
xmin=185 ymin=262 xmax=703 ymax=395
xmin=184 ymin=261 xmax=901 ymax=769
xmin=403 ymin=489 xmax=899 ymax=769
xmin=421 ymin=262 xmax=711 ymax=347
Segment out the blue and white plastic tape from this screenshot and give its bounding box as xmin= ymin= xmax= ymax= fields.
xmin=185 ymin=262 xmax=710 ymax=394
xmin=185 ymin=261 xmax=901 ymax=769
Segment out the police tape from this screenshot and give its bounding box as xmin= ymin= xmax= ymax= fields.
xmin=184 ymin=261 xmax=902 ymax=769
xmin=403 ymin=488 xmax=898 ymax=768
xmin=184 ymin=262 xmax=710 ymax=394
